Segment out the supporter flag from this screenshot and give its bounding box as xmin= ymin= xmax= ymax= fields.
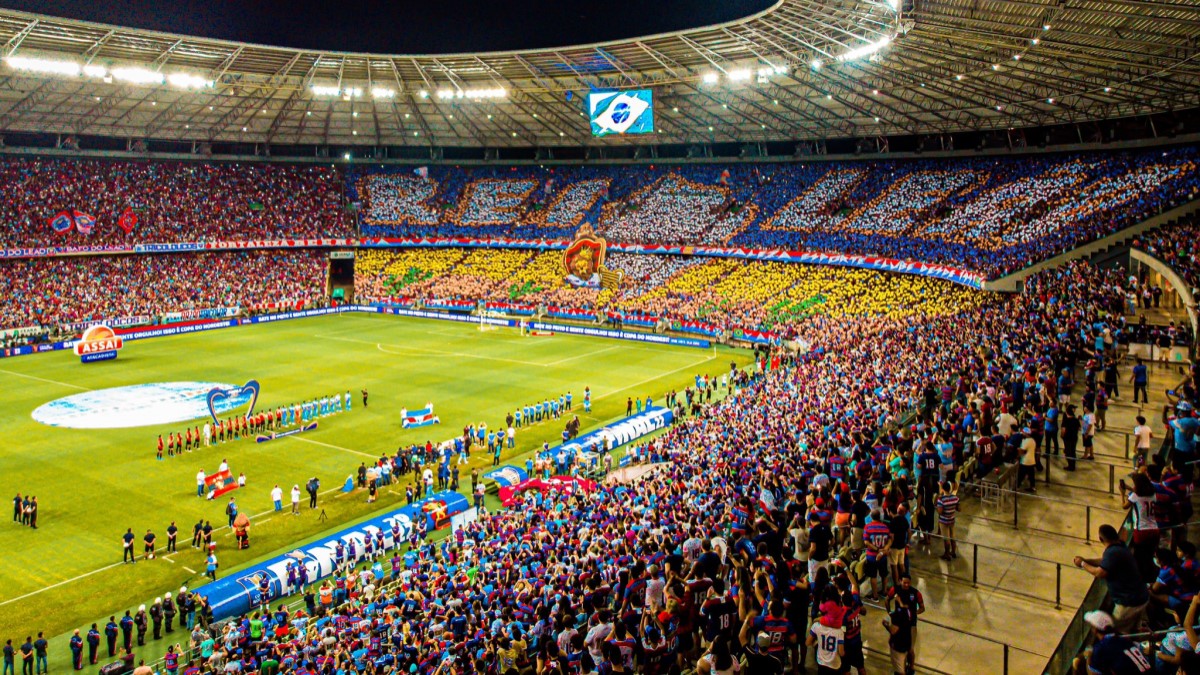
xmin=414 ymin=166 xmax=429 ymax=179
xmin=118 ymin=207 xmax=138 ymax=233
xmin=71 ymin=210 xmax=96 ymax=235
xmin=48 ymin=211 xmax=74 ymax=234
xmin=401 ymin=403 xmax=440 ymax=429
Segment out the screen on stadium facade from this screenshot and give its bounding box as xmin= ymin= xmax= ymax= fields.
xmin=587 ymin=89 xmax=654 ymax=137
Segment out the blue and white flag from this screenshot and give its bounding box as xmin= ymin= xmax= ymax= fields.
xmin=588 ymin=90 xmax=653 ymax=136
xmin=402 ymin=403 xmax=440 ymax=428
xmin=483 ymin=465 xmax=528 ymax=488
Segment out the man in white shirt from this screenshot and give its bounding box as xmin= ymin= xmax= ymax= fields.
xmin=270 ymin=485 xmax=283 ymax=512
xmin=584 ymin=613 xmax=613 ymax=665
xmin=808 ymin=615 xmax=846 ymax=675
xmin=196 ymin=470 xmax=206 ymax=498
xmin=1133 ymin=415 xmax=1153 ymax=467
xmin=1018 ymin=429 xmax=1038 ymax=493
xmin=203 ymin=423 xmax=211 ymax=447
xmin=290 ymin=485 xmax=301 ymax=515
xmin=644 ymin=565 xmax=666 ymax=612
xmin=997 ymin=409 xmax=1018 ymax=437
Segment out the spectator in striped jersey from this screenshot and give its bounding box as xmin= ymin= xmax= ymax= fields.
xmin=935 ymin=480 xmax=960 ymax=561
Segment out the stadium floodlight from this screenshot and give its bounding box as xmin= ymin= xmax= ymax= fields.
xmin=702 ymin=72 xmax=719 ymax=84
xmin=311 ymin=85 xmax=341 ymax=96
xmin=371 ymin=87 xmax=394 ymax=99
xmin=465 ymin=88 xmax=505 ymax=99
xmin=728 ymin=69 xmax=751 ymax=82
xmin=82 ymin=64 xmax=107 ymax=78
xmin=887 ymin=0 xmax=901 ymax=11
xmin=343 ymin=87 xmax=362 ymax=99
xmin=837 ymin=35 xmax=891 ymax=62
xmin=418 ymin=90 xmax=428 ymax=98
xmin=167 ymin=73 xmax=212 ymax=89
xmin=5 ymin=56 xmax=81 ymax=76
xmin=811 ymin=59 xmax=822 ymax=70
xmin=437 ymin=89 xmax=455 ymax=99
xmin=344 ymin=153 xmax=351 ymax=160
xmin=112 ymin=67 xmax=164 ymax=85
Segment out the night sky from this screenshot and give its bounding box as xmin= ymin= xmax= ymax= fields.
xmin=0 ymin=0 xmax=776 ymax=53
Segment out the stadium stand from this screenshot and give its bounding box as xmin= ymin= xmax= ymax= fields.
xmin=1135 ymin=215 xmax=1200 ymax=301
xmin=4 ymin=3 xmax=1200 ymax=672
xmin=0 ymin=158 xmax=352 ymax=246
xmin=353 ymin=147 xmax=1200 ymax=278
xmin=0 ymin=251 xmax=327 ymax=339
xmin=98 ymin=255 xmax=1200 ymax=675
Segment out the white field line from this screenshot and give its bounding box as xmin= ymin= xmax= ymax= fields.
xmin=0 ymin=561 xmax=124 ymax=607
xmin=593 ymin=353 xmax=721 ymax=403
xmin=543 ymin=345 xmax=621 ymax=367
xmin=0 ymin=368 xmax=91 ymax=391
xmin=6 ymin=486 xmax=348 ymax=605
xmin=286 ymin=435 xmax=379 ymax=459
xmin=371 ymin=341 xmax=547 ymax=367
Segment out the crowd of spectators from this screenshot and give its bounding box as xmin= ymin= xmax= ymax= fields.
xmin=92 ymin=255 xmax=1200 ymax=675
xmin=351 ymin=248 xmax=987 ymax=339
xmin=0 ymin=158 xmax=352 ymax=247
xmin=352 ymin=147 xmax=1200 ymax=279
xmin=1135 ymin=215 xmax=1200 ymax=302
xmin=595 ymin=173 xmax=752 ymax=246
xmin=0 ymin=251 xmax=327 ymax=334
xmin=0 ymin=148 xmax=1194 ymax=282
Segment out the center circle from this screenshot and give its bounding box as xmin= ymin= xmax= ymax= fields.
xmin=31 ymin=381 xmax=255 ymax=429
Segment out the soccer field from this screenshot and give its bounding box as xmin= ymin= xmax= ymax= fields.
xmin=0 ymin=312 xmax=750 ymax=660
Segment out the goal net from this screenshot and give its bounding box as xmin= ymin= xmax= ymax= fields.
xmin=478 ymin=310 xmax=507 ymax=332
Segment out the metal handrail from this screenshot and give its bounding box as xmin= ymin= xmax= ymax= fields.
xmin=861 ymin=596 xmax=1045 ymax=673
xmin=903 ymin=529 xmax=1090 ymax=609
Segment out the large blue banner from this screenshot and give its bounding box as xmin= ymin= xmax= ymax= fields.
xmin=193 ymin=490 xmax=470 ymax=621
xmin=540 ymin=405 xmax=674 ymax=464
xmin=482 ymin=465 xmax=529 ymax=487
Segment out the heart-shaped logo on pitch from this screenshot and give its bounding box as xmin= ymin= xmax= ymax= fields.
xmin=205 ymin=380 xmax=260 ymax=424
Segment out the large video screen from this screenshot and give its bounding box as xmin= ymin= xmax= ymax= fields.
xmin=588 ymin=90 xmax=654 ymax=137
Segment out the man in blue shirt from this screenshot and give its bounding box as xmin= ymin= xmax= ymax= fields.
xmin=31 ymin=635 xmax=45 ymax=675
xmin=1058 ymin=369 xmax=1074 ymax=405
xmin=1075 ymin=525 xmax=1150 ymax=634
xmin=1172 ymin=403 xmax=1198 ymax=479
xmin=1129 ymin=358 xmax=1149 ymax=404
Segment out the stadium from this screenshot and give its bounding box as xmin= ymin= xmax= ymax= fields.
xmin=0 ymin=0 xmax=1197 ymax=673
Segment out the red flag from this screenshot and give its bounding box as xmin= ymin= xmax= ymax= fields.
xmin=48 ymin=211 xmax=74 ymax=233
xmin=118 ymin=207 xmax=138 ymax=233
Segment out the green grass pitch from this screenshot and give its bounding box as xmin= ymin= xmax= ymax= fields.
xmin=0 ymin=313 xmax=751 ymax=669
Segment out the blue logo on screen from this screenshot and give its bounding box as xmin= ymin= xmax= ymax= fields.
xmin=611 ymin=102 xmax=631 ymax=125
xmin=588 ymin=90 xmax=653 ymax=136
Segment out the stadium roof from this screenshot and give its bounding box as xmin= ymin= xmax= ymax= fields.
xmin=0 ymin=0 xmax=1196 ymax=149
